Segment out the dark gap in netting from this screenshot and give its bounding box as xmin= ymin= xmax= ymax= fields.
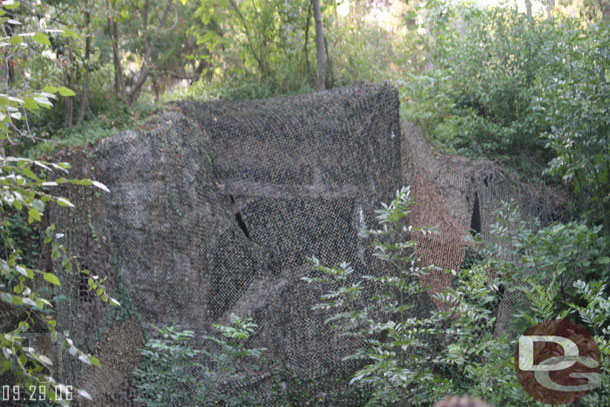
xmin=470 ymin=192 xmax=481 ymax=236
xmin=78 ymin=267 xmax=91 ymax=303
xmin=230 ymin=195 xmax=250 ymax=239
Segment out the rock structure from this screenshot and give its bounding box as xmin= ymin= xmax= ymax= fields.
xmin=50 ymin=84 xmax=403 ymax=405
xmin=46 ymin=83 xmax=562 ymax=405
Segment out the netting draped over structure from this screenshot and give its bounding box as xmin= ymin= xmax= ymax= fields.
xmin=44 ymin=83 xmax=563 ymax=406
xmin=50 ymin=84 xmax=403 ymax=405
xmin=400 ymin=120 xmax=565 ymax=330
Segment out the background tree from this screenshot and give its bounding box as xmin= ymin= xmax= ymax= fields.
xmin=313 ymin=0 xmax=327 ymax=91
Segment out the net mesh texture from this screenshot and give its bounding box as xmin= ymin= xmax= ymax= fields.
xmin=35 ymin=83 xmax=565 ymax=406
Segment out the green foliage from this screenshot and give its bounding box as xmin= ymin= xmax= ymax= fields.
xmin=134 ymin=315 xmax=267 ymax=407
xmin=269 ymin=370 xmax=371 ymax=407
xmin=0 ymin=211 xmax=43 ymax=268
xmin=133 ymin=326 xmax=203 ymax=407
xmin=401 ymin=3 xmax=610 ymax=222
xmin=571 ymin=280 xmax=610 ymax=404
xmin=185 ymin=0 xmax=412 ymax=101
xmin=189 ymin=0 xmax=314 ymax=99
xmin=200 ymin=314 xmax=267 ymax=406
xmin=1 ymin=4 xmax=118 ymax=404
xmin=330 ymin=21 xmax=404 ymax=87
xmin=304 ymin=187 xmax=443 ymax=406
xmin=487 ymin=202 xmax=610 ymax=320
xmin=536 ymin=21 xmax=610 ymax=229
xmin=308 ymin=189 xmax=610 ymax=406
xmin=401 ymin=5 xmax=563 ymax=177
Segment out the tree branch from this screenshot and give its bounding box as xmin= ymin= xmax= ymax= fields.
xmin=227 ymin=0 xmax=265 ymax=75
xmin=128 ymin=0 xmax=174 ymax=105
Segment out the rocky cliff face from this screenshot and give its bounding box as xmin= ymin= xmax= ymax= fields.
xmin=50 ymin=84 xmax=404 ymax=405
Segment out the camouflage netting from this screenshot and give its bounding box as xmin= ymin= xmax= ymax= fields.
xmin=47 ymin=83 xmax=406 ymax=406
xmin=400 ymin=120 xmax=565 ymax=332
xmin=41 ymin=83 xmax=564 ymax=406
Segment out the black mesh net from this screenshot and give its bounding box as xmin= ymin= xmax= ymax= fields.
xmin=38 ymin=83 xmax=564 ymax=406
xmin=47 ymin=83 xmax=402 ymax=406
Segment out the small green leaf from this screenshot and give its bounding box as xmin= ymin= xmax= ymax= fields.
xmin=21 ymin=167 xmax=40 ymax=180
xmin=38 ymin=354 xmax=53 ymax=366
xmin=0 ymin=292 xmax=12 ymax=304
xmin=9 ymin=35 xmax=23 ymax=45
xmin=58 ymin=87 xmax=76 ymax=97
xmin=77 ymin=388 xmax=93 ymax=400
xmin=90 ymin=356 xmax=101 ymax=368
xmin=57 ymin=197 xmax=74 ymax=208
xmin=43 ymin=273 xmax=61 ymax=286
xmin=32 ymin=199 xmax=45 ymax=211
xmin=42 ymin=85 xmax=57 ymax=94
xmin=15 ymin=265 xmax=28 ymax=278
xmin=69 ymin=179 xmax=93 ymax=186
xmin=18 ymin=352 xmax=26 ymax=366
xmin=92 ymin=180 xmax=110 ymax=193
xmin=28 ymin=208 xmax=41 ymax=223
xmin=3 ymin=1 xmax=20 ymax=11
xmin=78 ymin=353 xmax=91 ymax=365
xmin=23 ymin=97 xmax=39 ymax=112
xmin=33 ymin=32 xmax=51 ymax=46
xmin=61 ymin=28 xmax=78 ymax=38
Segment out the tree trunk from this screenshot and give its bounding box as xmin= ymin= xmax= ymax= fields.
xmin=2 ymin=12 xmax=16 ymax=85
xmin=127 ymin=0 xmax=173 ymax=106
xmin=546 ymin=0 xmax=554 ymax=20
xmin=152 ymin=72 xmax=160 ymax=101
xmin=324 ymin=36 xmax=333 ymax=88
xmin=105 ymin=0 xmax=125 ymax=101
xmin=313 ymin=0 xmax=326 ymax=91
xmin=602 ymin=1 xmax=610 ymax=21
xmin=64 ymin=49 xmax=74 ymax=128
xmin=303 ymin=0 xmax=312 ymax=79
xmin=77 ymin=8 xmax=91 ymax=126
xmin=524 ymin=0 xmax=534 ymax=26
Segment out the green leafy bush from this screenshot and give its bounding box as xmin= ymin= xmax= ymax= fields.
xmin=304 ymin=187 xmax=444 ymax=406
xmin=1 ymin=5 xmax=118 ymax=404
xmin=133 ymin=326 xmax=202 ymax=407
xmin=400 ymin=5 xmax=573 ymax=177
xmin=307 ymin=189 xmax=610 ymax=406
xmin=134 ymin=315 xmax=267 ymax=407
xmin=536 ymin=21 xmax=610 ymax=229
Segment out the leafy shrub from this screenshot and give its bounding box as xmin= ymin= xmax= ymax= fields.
xmin=0 ymin=211 xmax=43 ymax=269
xmin=400 ymin=5 xmax=571 ymax=177
xmin=304 ymin=187 xmax=445 ymax=406
xmin=134 ymin=314 xmax=267 ymax=407
xmin=1 ymin=6 xmax=118 ymax=404
xmin=133 ymin=326 xmax=202 ymax=407
xmin=306 ymin=189 xmax=610 ymax=406
xmin=536 ymin=21 xmax=610 ymax=229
